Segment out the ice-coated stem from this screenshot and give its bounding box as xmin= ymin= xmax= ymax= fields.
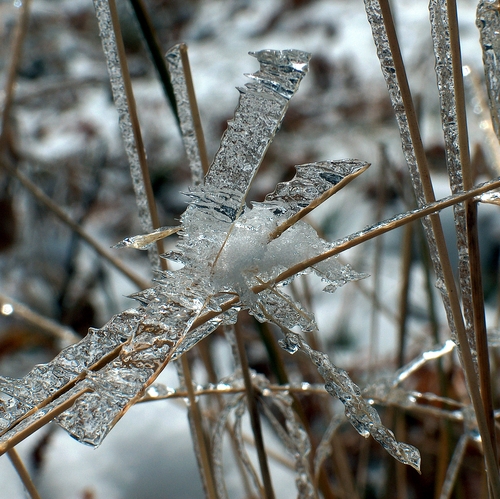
xmin=166 ymin=44 xmax=209 ymax=185
xmin=204 ymin=49 xmax=310 ymax=210
xmin=277 ymin=328 xmax=421 ymax=472
xmin=365 ymin=0 xmax=500 ymax=493
xmin=430 ymin=0 xmax=475 ymax=350
xmin=477 ymin=0 xmax=500 ymax=143
xmin=93 ymin=0 xmax=162 ymax=270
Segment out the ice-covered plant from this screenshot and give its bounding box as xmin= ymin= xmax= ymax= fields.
xmin=3 ymin=0 xmax=500 ymax=497
xmin=0 ymin=41 xmax=423 ymax=481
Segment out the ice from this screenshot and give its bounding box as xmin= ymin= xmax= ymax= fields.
xmin=0 ymin=49 xmax=370 ymax=454
xmin=364 ymin=0 xmax=460 ymax=341
xmin=278 ymin=330 xmax=421 ymax=472
xmin=113 ymin=226 xmax=180 ymax=250
xmin=204 ymin=49 xmax=310 ymax=203
xmin=166 ymin=44 xmax=206 ymax=186
xmin=429 ymin=0 xmax=477 ymax=372
xmin=477 ymin=0 xmax=500 ymax=143
xmin=211 ymin=370 xmax=315 ymax=499
xmin=313 ymin=414 xmax=345 ymax=482
xmin=92 ymin=0 xmax=160 ymax=269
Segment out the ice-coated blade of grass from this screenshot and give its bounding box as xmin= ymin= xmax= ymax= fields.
xmin=364 ymin=0 xmax=460 ymax=335
xmin=204 ymin=49 xmax=310 ymax=209
xmin=477 ymin=0 xmax=500 ymax=143
xmin=166 ymin=43 xmax=208 ymax=185
xmin=0 ymin=48 xmax=368 ymax=451
xmin=266 ymin=159 xmax=369 ymax=239
xmin=429 ymin=0 xmax=478 ymax=370
xmin=365 ymin=0 xmax=500 ymax=493
xmin=278 ymin=329 xmax=421 ymax=472
xmin=93 ymin=0 xmax=161 ymax=269
xmin=113 ymin=226 xmax=181 ymax=250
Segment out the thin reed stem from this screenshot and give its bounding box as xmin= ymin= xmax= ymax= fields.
xmin=0 ymin=293 xmax=79 ymax=345
xmin=235 ymin=321 xmax=276 ymax=499
xmin=0 ymin=0 xmax=32 ymax=149
xmin=0 ymin=155 xmax=149 ymax=289
xmin=7 ymin=448 xmax=42 ymax=499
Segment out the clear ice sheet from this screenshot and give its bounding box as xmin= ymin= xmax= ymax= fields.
xmin=477 ymin=0 xmax=500 ymax=143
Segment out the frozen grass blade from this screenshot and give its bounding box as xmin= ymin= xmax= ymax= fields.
xmin=432 ymin=0 xmax=499 ymax=488
xmin=364 ymin=0 xmax=461 ymax=339
xmin=278 ymin=327 xmax=421 ymax=472
xmin=93 ymin=0 xmax=163 ymax=269
xmin=364 ymin=2 xmax=500 ymax=492
xmin=166 ymin=43 xmax=209 ymax=185
xmin=430 ymin=0 xmax=477 ymax=369
xmin=268 ymin=160 xmax=369 ymax=240
xmin=477 ymin=0 xmax=500 ymax=143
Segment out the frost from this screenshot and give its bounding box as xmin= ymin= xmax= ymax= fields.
xmin=0 ymin=49 xmax=375 ymax=459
